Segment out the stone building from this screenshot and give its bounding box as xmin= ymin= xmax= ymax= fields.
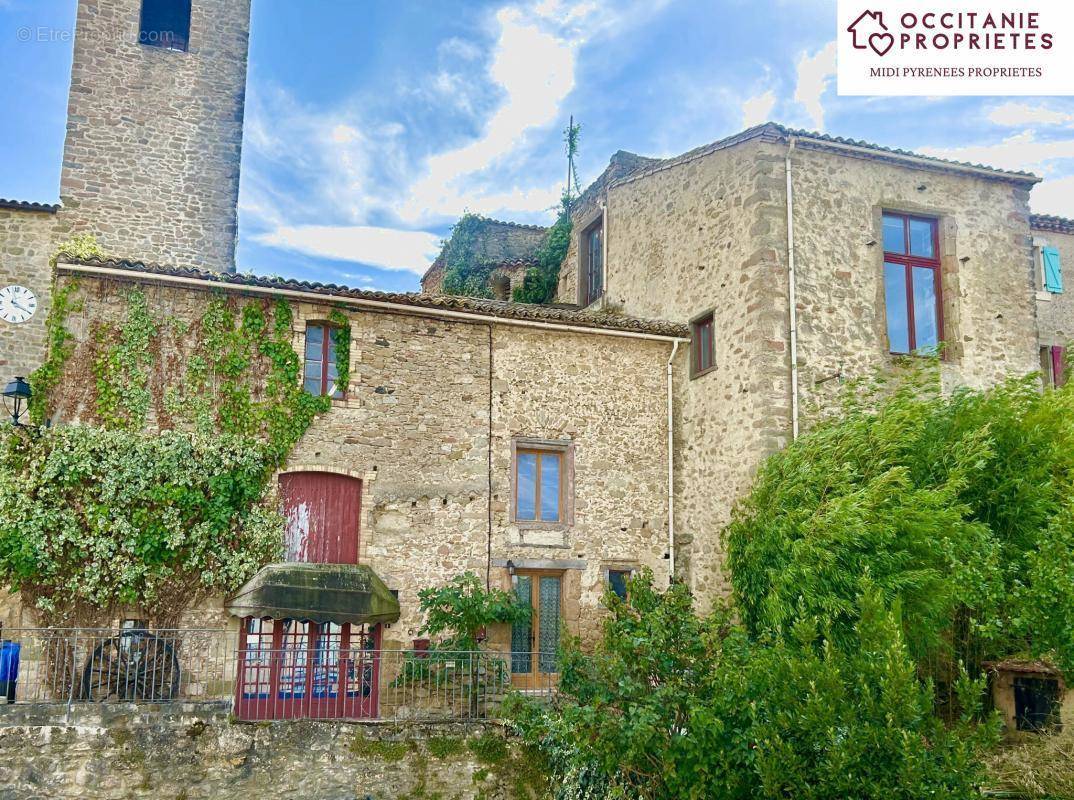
xmin=420 ymin=216 xmax=547 ymax=300
xmin=1 ymin=0 xmax=248 ymax=378
xmin=1 ymin=0 xmax=1073 ymax=727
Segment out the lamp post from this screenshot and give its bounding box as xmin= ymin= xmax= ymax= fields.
xmin=2 ymin=377 xmax=31 ymax=426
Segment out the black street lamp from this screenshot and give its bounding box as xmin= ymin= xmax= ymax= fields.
xmin=2 ymin=377 xmax=32 ymax=426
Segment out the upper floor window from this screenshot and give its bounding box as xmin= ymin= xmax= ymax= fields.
xmin=512 ymin=439 xmax=573 ymax=525
xmin=304 ymin=323 xmax=344 ymax=399
xmin=583 ymin=219 xmax=604 ymax=306
xmin=139 ymin=0 xmax=191 ymax=51
xmin=691 ymin=311 xmax=715 ymax=378
xmin=1041 ymin=245 xmax=1064 ymax=294
xmin=882 ymin=212 xmax=942 ymax=355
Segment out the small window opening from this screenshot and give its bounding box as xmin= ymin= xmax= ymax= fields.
xmin=1014 ymin=677 xmax=1062 ymax=733
xmin=139 ymin=0 xmax=191 ymax=52
xmin=691 ymin=311 xmax=715 ymax=377
xmin=304 ymin=323 xmax=344 ymax=399
xmin=607 ymin=569 xmax=632 ymax=600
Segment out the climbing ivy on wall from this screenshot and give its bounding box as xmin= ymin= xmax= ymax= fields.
xmin=28 ymin=234 xmax=103 ymax=425
xmin=4 ymin=256 xmax=353 ymax=625
xmin=513 ymin=198 xmax=572 ymax=305
xmin=439 ymin=213 xmax=497 ymax=299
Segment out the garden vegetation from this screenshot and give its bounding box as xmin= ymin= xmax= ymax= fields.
xmin=509 ymin=362 xmax=1074 ymax=799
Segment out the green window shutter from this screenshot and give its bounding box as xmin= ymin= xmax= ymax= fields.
xmin=1043 ymin=246 xmax=1063 ymax=293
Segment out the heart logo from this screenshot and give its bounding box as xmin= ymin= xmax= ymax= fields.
xmin=868 ymin=32 xmax=894 ymax=57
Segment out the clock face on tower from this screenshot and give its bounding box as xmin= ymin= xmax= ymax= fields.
xmin=0 ymin=285 xmax=37 ymax=324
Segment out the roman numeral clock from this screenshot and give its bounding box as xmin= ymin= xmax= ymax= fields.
xmin=0 ymin=285 xmax=37 ymax=325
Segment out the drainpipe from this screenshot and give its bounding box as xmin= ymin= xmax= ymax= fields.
xmin=785 ymin=137 xmax=800 ymax=440
xmin=666 ymin=340 xmax=680 ymax=583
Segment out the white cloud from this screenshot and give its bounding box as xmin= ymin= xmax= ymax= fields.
xmin=987 ymin=102 xmax=1074 ymax=127
xmin=793 ymin=41 xmax=836 ymax=130
xmin=919 ymin=131 xmax=1074 ymax=175
xmin=742 ymin=89 xmax=777 ymax=128
xmin=1031 ymin=175 xmax=1074 ymax=217
xmin=254 ymin=226 xmax=443 ymax=274
xmin=396 ymin=6 xmax=579 ymax=222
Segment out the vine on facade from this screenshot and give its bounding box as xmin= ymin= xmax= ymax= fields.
xmin=4 ymin=253 xmax=353 ymax=625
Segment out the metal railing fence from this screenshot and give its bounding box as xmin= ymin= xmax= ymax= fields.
xmin=0 ymin=628 xmax=557 ymax=721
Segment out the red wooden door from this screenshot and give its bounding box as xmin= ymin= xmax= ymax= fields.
xmin=280 ymin=472 xmax=361 ymax=564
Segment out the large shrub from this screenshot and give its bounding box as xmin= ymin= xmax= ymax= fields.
xmin=0 ymin=425 xmax=282 ymax=625
xmin=727 ymin=367 xmax=1074 ymax=675
xmin=508 ymin=572 xmax=997 ymax=800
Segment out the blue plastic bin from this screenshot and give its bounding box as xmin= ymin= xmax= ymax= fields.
xmin=0 ymin=641 xmax=20 ymax=703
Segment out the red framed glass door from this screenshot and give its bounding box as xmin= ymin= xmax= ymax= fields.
xmin=235 ymin=618 xmax=380 ymax=720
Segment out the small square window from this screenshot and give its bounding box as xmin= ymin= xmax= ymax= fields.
xmin=691 ymin=311 xmax=715 ymax=377
xmin=139 ymin=0 xmax=191 ymax=51
xmin=607 ymin=569 xmax=632 ymax=600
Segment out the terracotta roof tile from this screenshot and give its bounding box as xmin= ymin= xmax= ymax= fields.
xmin=1030 ymin=213 xmax=1074 ymax=234
xmin=0 ymin=198 xmax=61 ymax=213
xmin=58 ymin=256 xmax=689 ymax=339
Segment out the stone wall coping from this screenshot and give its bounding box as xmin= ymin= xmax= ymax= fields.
xmin=57 ymin=257 xmax=690 ymax=341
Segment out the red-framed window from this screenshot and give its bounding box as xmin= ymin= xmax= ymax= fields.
xmin=304 ymin=323 xmax=344 ymax=399
xmin=882 ymin=212 xmax=942 ymax=355
xmin=235 ymin=618 xmax=380 ymax=720
xmin=1044 ymin=345 xmax=1067 ymax=388
xmin=691 ymin=311 xmax=715 ymax=377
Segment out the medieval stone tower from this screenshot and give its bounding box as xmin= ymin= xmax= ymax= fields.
xmin=0 ymin=0 xmax=251 ymax=379
xmin=61 ymin=0 xmax=250 ymax=269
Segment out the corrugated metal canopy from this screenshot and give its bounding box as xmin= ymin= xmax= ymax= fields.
xmin=226 ymin=563 xmax=400 ymax=626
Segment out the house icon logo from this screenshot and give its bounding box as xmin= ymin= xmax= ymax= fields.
xmin=847 ymin=9 xmax=894 ymax=57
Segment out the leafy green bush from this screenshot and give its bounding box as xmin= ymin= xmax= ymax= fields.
xmin=508 ymin=572 xmax=998 ymax=800
xmin=513 ymin=199 xmax=571 ymax=305
xmin=0 ymin=425 xmax=282 ymax=625
xmin=416 ymin=571 xmax=531 ymax=651
xmin=727 ymin=366 xmax=1074 ymax=675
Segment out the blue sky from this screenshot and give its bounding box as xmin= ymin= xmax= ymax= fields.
xmin=2 ymin=0 xmax=1073 ymax=292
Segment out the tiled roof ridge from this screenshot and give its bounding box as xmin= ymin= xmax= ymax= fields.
xmin=58 ymin=256 xmax=689 ymax=339
xmin=609 ymin=122 xmax=1040 ymax=191
xmin=465 ymin=214 xmax=548 ymax=232
xmin=1030 ymin=213 xmax=1074 ymax=234
xmin=0 ymin=198 xmax=61 ymax=213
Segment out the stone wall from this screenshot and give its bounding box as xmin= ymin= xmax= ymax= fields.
xmin=570 ymin=136 xmax=792 ymax=606
xmin=789 ymin=143 xmax=1040 ymax=414
xmin=59 ymin=0 xmax=249 ymax=270
xmin=0 ymin=703 xmax=545 ymax=799
xmin=564 ymin=130 xmax=1044 ymax=607
xmin=1033 ymin=228 xmax=1074 ymax=350
xmin=39 ymin=269 xmax=674 ymax=647
xmin=421 ymin=219 xmax=546 ymax=296
xmin=0 ymin=207 xmax=66 ymax=380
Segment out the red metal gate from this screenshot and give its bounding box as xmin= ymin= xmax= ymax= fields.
xmin=234 ymin=618 xmax=380 ymax=720
xmin=280 ymin=472 xmax=361 ymax=564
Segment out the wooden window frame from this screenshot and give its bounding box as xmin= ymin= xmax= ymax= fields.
xmin=882 ymin=212 xmax=944 ymax=356
xmin=690 ymin=309 xmax=716 ymax=378
xmin=511 ymin=438 xmax=575 ymax=528
xmin=580 ymin=215 xmax=604 ymax=307
xmin=304 ymin=322 xmax=345 ymax=400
